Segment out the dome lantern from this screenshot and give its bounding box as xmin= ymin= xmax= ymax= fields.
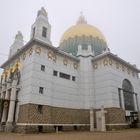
xmin=76 ymin=12 xmax=87 ymax=24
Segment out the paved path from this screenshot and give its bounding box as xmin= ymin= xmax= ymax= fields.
xmin=0 ymin=129 xmax=140 ymax=140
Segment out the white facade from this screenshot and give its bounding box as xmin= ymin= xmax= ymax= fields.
xmin=0 ymin=7 xmax=140 ymax=132
xmin=15 ymin=44 xmax=140 ymax=111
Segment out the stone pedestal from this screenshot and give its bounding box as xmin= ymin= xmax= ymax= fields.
xmin=101 ymin=106 xmax=107 ymax=132
xmin=96 ymin=106 xmax=107 ymax=132
xmin=5 ymin=122 xmax=15 ymax=132
xmin=0 ymin=124 xmax=4 ymax=131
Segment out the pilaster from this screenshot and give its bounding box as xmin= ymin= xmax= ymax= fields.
xmin=90 ymin=108 xmax=94 ymax=131
xmin=120 ymin=90 xmax=125 ymax=110
xmin=5 ymin=79 xmax=17 ymax=132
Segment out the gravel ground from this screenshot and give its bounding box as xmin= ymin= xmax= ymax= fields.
xmin=0 ymin=129 xmax=140 ymax=140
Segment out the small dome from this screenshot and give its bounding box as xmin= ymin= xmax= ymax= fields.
xmin=59 ymin=14 xmax=108 ymax=56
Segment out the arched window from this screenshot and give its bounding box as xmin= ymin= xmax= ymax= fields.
xmin=122 ymin=79 xmax=134 ymax=111
xmin=32 ymin=27 xmax=35 ymax=38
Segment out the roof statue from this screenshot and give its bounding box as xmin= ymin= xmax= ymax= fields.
xmin=37 ymin=7 xmax=48 ymax=17
xmin=15 ymin=31 xmax=23 ymax=41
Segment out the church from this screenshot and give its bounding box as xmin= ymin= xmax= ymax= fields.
xmin=0 ymin=7 xmax=140 ymax=133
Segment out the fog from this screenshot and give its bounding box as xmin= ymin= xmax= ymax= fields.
xmin=0 ymin=0 xmax=140 ymax=74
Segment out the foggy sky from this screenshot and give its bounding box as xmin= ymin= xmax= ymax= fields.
xmin=0 ymin=0 xmax=140 ymax=75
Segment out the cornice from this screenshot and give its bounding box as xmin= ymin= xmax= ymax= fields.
xmin=92 ymin=52 xmax=140 ymax=73
xmin=1 ymin=38 xmax=79 ymax=68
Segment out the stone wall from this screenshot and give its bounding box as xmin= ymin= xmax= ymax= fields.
xmin=17 ymin=104 xmax=31 ymax=123
xmin=17 ymin=104 xmax=129 ymax=132
xmin=105 ymin=107 xmax=126 ymax=124
xmin=94 ymin=107 xmax=128 ymax=130
xmin=105 ymin=108 xmax=128 ymax=130
xmin=17 ymin=104 xmax=89 ymax=124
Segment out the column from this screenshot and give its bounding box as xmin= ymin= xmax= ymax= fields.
xmin=1 ymin=82 xmax=11 ymax=124
xmin=7 ymin=79 xmax=17 ymax=124
xmin=120 ymin=89 xmax=125 ymax=110
xmin=0 ymin=90 xmax=5 ymax=123
xmin=90 ymin=107 xmax=94 ymax=132
xmin=1 ymin=102 xmax=8 ymax=124
xmin=0 ymin=100 xmax=2 ymax=119
xmin=101 ymin=106 xmax=107 ymax=132
xmin=135 ymin=94 xmax=139 ymax=111
xmin=133 ymin=93 xmax=138 ymax=111
xmin=0 ymin=85 xmax=5 ymax=132
xmin=0 ymin=88 xmax=3 ymax=117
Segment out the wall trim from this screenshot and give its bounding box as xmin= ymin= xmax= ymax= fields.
xmin=16 ymin=123 xmax=90 ymax=126
xmin=106 ymin=123 xmax=128 ymax=126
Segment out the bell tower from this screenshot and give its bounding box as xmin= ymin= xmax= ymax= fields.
xmin=9 ymin=31 xmax=24 ymax=58
xmin=30 ymin=7 xmax=52 ymax=45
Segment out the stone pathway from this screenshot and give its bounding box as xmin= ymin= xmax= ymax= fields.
xmin=0 ymin=129 xmax=140 ymax=140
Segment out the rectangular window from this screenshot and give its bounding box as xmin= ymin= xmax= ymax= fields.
xmin=39 ymin=87 xmax=44 ymax=94
xmin=72 ymin=76 xmax=76 ymax=81
xmin=38 ymin=105 xmax=43 ymax=114
xmin=59 ymin=72 xmax=70 ymax=80
xmin=53 ymin=70 xmax=58 ymax=76
xmin=33 ymin=27 xmax=35 ymax=37
xmin=41 ymin=65 xmax=45 ymax=71
xmin=42 ymin=27 xmax=47 ymax=37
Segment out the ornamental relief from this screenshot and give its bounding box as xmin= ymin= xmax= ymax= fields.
xmin=116 ymin=62 xmax=119 ymax=69
xmin=73 ymin=63 xmax=78 ymax=69
xmin=1 ymin=59 xmax=21 ymax=82
xmin=22 ymin=52 xmax=26 ymax=60
xmin=103 ymin=58 xmax=108 ymax=66
xmin=92 ymin=57 xmax=137 ymax=78
xmin=52 ymin=54 xmax=57 ymax=62
xmin=93 ymin=63 xmax=98 ymax=69
xmin=47 ymin=51 xmax=57 ymax=62
xmin=47 ymin=51 xmax=53 ymax=59
xmin=63 ymin=59 xmax=68 ymax=66
xmin=35 ymin=47 xmax=41 ymax=55
xmin=29 ymin=48 xmax=33 ymax=56
xmin=118 ymin=62 xmax=137 ymax=77
xmin=109 ymin=59 xmax=113 ymax=65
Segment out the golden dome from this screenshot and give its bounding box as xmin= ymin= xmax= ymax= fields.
xmin=60 ymin=14 xmax=106 ymax=43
